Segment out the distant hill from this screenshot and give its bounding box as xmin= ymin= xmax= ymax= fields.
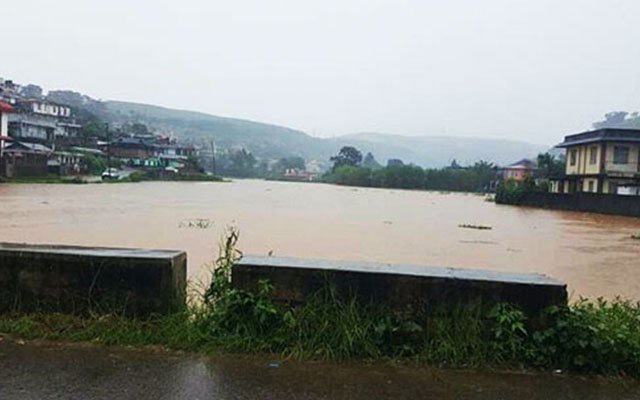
xmin=330 ymin=132 xmax=549 ymax=167
xmin=102 ymin=101 xmax=336 ymax=161
xmin=44 ymin=93 xmax=549 ymax=168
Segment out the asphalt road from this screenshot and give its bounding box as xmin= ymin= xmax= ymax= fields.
xmin=0 ymin=339 xmax=638 ymax=400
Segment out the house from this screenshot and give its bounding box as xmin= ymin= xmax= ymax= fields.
xmin=550 ymin=128 xmax=640 ymax=195
xmin=0 ymin=141 xmax=52 ymax=177
xmin=0 ymin=100 xmax=14 ymax=155
xmin=47 ymin=151 xmax=84 ymax=175
xmin=104 ymin=137 xmax=154 ymax=160
xmin=502 ymin=159 xmax=537 ymax=181
xmin=5 ymin=99 xmax=81 ymax=146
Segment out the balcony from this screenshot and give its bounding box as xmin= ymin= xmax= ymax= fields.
xmin=604 ymin=162 xmax=640 ymax=177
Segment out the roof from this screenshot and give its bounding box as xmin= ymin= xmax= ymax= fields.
xmin=0 ymin=100 xmax=14 ymax=113
xmin=69 ymin=146 xmax=105 ymax=156
xmin=557 ymin=128 xmax=640 ymax=148
xmin=505 ymin=158 xmax=537 ymax=169
xmin=5 ymin=141 xmax=53 ymax=153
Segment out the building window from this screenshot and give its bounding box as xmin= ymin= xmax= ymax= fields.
xmin=589 ymin=147 xmax=598 ymax=165
xmin=613 ymin=146 xmax=630 ymax=164
xmin=570 ymin=149 xmax=577 ymax=166
xmin=588 ymin=180 xmax=594 ymax=192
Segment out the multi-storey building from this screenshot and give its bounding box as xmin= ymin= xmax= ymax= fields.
xmin=550 ymin=128 xmax=640 ymax=196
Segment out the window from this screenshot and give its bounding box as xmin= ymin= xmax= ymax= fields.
xmin=588 ymin=180 xmax=594 ymax=192
xmin=589 ymin=147 xmax=598 ymax=165
xmin=613 ymin=146 xmax=630 ymax=164
xmin=570 ymin=149 xmax=577 ymax=166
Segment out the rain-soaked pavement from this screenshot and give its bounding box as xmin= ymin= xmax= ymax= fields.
xmin=0 ymin=339 xmax=638 ymax=400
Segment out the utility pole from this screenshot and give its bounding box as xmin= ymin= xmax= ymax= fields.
xmin=210 ymin=138 xmax=216 ymax=175
xmin=105 ymin=122 xmax=111 ymax=176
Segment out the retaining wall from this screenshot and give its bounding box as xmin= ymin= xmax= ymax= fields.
xmin=0 ymin=243 xmax=186 ymax=316
xmin=232 ymin=256 xmax=567 ymax=317
xmin=518 ymin=192 xmax=640 ymax=217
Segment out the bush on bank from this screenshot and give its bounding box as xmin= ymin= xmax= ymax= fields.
xmin=0 ymin=230 xmax=639 ymax=378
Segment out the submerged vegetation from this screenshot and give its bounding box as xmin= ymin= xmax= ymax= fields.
xmin=458 ymin=224 xmax=493 ymax=230
xmin=1 ymin=229 xmax=640 ymax=378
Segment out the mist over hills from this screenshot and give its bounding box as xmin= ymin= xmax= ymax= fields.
xmin=96 ymin=101 xmax=548 ymax=168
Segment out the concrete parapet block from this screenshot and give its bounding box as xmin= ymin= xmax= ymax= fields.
xmin=0 ymin=243 xmax=186 ymax=316
xmin=233 ymin=256 xmax=567 ymax=317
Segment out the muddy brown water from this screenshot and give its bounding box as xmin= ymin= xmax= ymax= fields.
xmin=1 ymin=180 xmax=639 ymax=300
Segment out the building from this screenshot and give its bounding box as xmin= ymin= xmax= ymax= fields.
xmin=0 ymin=100 xmax=14 ymax=155
xmin=502 ymin=159 xmax=537 ymax=181
xmin=7 ymin=99 xmax=79 ymax=146
xmin=550 ymin=128 xmax=640 ymax=195
xmin=104 ymin=137 xmax=154 ymax=160
xmin=47 ymin=151 xmax=84 ymax=175
xmin=0 ymin=141 xmax=52 ymax=177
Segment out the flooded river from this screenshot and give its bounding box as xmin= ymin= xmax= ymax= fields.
xmin=1 ymin=179 xmax=639 ymax=300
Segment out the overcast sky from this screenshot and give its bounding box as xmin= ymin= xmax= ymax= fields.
xmin=2 ymin=0 xmax=639 ymax=144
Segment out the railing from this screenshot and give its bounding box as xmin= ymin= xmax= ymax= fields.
xmin=604 ymin=162 xmax=640 ymax=176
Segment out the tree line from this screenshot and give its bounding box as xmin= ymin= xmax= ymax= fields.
xmin=325 ymin=146 xmax=500 ymax=192
xmin=324 ymin=146 xmax=564 ymax=193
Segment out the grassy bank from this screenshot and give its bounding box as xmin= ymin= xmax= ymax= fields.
xmin=0 ymin=175 xmax=89 ymax=184
xmin=1 ymin=172 xmax=224 ymax=184
xmin=1 ymin=231 xmax=639 ymax=378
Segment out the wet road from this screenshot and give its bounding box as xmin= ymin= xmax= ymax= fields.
xmin=0 ymin=340 xmax=638 ymax=400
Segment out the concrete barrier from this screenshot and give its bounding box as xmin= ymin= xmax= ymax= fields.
xmin=233 ymin=256 xmax=567 ymax=316
xmin=517 ymin=192 xmax=640 ymax=218
xmin=0 ymin=243 xmax=186 ymax=316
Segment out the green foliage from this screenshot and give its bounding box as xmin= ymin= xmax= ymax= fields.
xmin=330 ymin=146 xmax=363 ymax=171
xmin=83 ymin=154 xmax=107 ymax=175
xmin=217 ymin=149 xmax=258 ymax=177
xmin=362 ymin=152 xmax=381 ymax=170
xmin=274 ymin=156 xmax=306 ymax=173
xmin=536 ymin=153 xmax=564 ymax=179
xmin=531 ymin=299 xmax=640 ymax=377
xmin=495 ymin=177 xmax=538 ymax=205
xmin=324 ymin=158 xmax=498 ymax=193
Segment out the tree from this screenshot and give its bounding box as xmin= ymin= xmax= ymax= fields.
xmin=386 ymin=158 xmax=405 ymax=168
xmin=275 ymin=156 xmax=306 ymax=173
xmin=593 ymin=111 xmax=629 ymax=129
xmin=131 ymin=123 xmax=150 ymax=136
xmin=362 ymin=152 xmax=382 ymax=170
xmin=330 ymin=146 xmax=362 ymax=171
xmin=218 ymin=148 xmax=257 ymax=177
xmin=536 ymin=153 xmax=564 ymax=179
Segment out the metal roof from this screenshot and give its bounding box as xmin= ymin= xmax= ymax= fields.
xmin=557 ymin=128 xmax=640 ymax=148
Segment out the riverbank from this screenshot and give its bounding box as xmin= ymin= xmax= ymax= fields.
xmin=0 ymin=172 xmax=224 ymax=184
xmin=1 ymin=295 xmax=639 ymax=379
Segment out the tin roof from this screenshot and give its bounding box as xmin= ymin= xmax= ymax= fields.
xmin=0 ymin=100 xmax=14 ymax=112
xmin=557 ymin=128 xmax=640 ymax=148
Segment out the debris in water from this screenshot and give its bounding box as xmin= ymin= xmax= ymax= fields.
xmin=178 ymin=218 xmax=214 ymax=229
xmin=268 ymin=361 xmax=281 ymax=368
xmin=458 ymin=224 xmax=492 ymax=230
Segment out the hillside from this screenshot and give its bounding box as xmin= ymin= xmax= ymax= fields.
xmin=94 ymin=101 xmax=548 ymax=168
xmin=41 ymin=91 xmax=550 ymax=168
xmin=332 ymin=133 xmax=550 ymax=167
xmin=101 ymin=101 xmax=337 ymax=161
